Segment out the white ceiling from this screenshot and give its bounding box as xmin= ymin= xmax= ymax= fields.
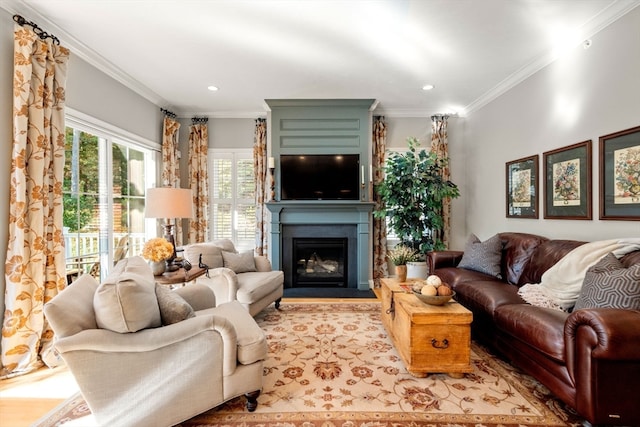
xmin=4 ymin=0 xmax=639 ymax=117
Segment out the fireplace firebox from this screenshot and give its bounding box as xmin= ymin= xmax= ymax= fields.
xmin=281 ymin=223 xmax=358 ymax=289
xmin=292 ymin=238 xmax=347 ymax=287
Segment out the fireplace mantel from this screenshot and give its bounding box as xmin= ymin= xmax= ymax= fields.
xmin=266 ymin=201 xmax=374 ymax=290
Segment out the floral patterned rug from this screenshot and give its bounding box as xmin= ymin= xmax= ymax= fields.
xmin=36 ymin=302 xmax=582 ymax=427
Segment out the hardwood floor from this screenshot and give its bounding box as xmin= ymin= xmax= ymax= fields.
xmin=0 ymin=365 xmax=79 ymax=426
xmin=0 ymin=294 xmax=381 ymax=426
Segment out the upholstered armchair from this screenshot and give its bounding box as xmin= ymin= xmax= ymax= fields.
xmin=44 ymin=256 xmax=267 ymax=427
xmin=183 ymin=239 xmax=284 ymax=316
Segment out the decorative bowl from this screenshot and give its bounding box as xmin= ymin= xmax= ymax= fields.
xmin=412 ymin=289 xmax=456 ymax=306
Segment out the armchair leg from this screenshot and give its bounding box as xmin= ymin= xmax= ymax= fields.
xmin=245 ymin=389 xmax=260 ymax=412
xmin=275 ymin=298 xmax=282 ymax=310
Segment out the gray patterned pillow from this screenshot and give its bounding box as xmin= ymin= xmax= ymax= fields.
xmin=222 ymin=250 xmax=257 ymax=273
xmin=574 ymin=253 xmax=640 ymax=310
xmin=155 ymin=284 xmax=195 ymax=325
xmin=458 ymin=233 xmax=503 ymax=278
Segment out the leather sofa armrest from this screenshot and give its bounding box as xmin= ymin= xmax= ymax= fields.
xmin=427 ymin=250 xmax=464 ymax=272
xmin=565 ymin=308 xmax=640 ymax=364
xmin=564 ymin=308 xmax=640 ymax=423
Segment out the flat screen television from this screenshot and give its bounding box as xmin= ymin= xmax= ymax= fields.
xmin=280 ymin=154 xmax=360 ymax=200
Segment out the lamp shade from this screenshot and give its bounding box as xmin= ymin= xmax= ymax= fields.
xmin=145 ymin=187 xmax=194 ymax=219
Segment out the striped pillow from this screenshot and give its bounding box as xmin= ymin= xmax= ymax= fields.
xmin=574 ymin=253 xmax=640 ymax=310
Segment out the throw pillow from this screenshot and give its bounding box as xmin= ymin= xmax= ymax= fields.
xmin=183 ymin=239 xmax=237 ymax=269
xmin=573 ymin=253 xmax=640 ymax=311
xmin=457 ymin=233 xmax=503 ymax=278
xmin=93 ymin=256 xmax=161 ymax=333
xmin=155 ymin=284 xmax=196 ymax=325
xmin=222 ymin=250 xmax=257 ymax=273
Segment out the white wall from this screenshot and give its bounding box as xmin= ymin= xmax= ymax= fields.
xmin=460 ymin=7 xmax=640 ymax=245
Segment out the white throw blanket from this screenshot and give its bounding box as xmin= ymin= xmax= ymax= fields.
xmin=518 ymin=238 xmax=640 ymax=311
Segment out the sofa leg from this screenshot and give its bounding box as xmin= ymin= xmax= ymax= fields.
xmin=245 ymin=389 xmax=260 ymax=412
xmin=275 ymin=298 xmax=282 ymax=310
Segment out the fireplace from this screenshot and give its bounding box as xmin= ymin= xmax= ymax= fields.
xmin=280 ymin=222 xmax=360 ymax=289
xmin=292 ymin=237 xmax=348 ymax=287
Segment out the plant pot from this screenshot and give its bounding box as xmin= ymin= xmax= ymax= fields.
xmin=395 ymin=264 xmax=407 ymax=283
xmin=407 ymin=261 xmax=429 ymax=279
xmin=150 ymin=261 xmax=166 ymax=276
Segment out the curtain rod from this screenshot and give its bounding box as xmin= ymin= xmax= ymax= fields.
xmin=191 ymin=117 xmax=208 ymax=124
xmin=160 ymin=108 xmax=176 ymax=119
xmin=13 ymin=14 xmax=60 ymax=45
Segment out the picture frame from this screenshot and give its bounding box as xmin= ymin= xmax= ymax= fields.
xmin=506 ymin=155 xmax=538 ymax=218
xmin=599 ymin=125 xmax=640 ymax=221
xmin=543 ymin=140 xmax=592 ymax=220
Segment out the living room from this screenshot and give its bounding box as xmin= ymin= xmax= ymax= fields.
xmin=1 ymin=1 xmax=639 ymax=426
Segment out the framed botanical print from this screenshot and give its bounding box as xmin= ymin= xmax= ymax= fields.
xmin=543 ymin=140 xmax=592 ymax=220
xmin=506 ymin=155 xmax=538 ymax=218
xmin=599 ymin=125 xmax=640 ymax=220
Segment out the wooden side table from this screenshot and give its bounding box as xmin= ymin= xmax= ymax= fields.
xmin=380 ymin=277 xmax=473 ymax=378
xmin=154 ymin=266 xmax=207 ymax=287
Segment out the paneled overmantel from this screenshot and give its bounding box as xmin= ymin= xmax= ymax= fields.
xmin=266 ymin=201 xmax=374 ymax=290
xmin=265 ymin=99 xmax=378 ymax=291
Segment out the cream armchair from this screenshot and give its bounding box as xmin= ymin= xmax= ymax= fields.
xmin=44 ymin=257 xmax=267 ymax=427
xmin=183 ymin=240 xmax=284 ymax=316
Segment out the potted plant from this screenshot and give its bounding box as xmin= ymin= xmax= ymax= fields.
xmin=374 ymin=137 xmax=460 ymax=274
xmin=386 ymin=244 xmax=419 ymax=282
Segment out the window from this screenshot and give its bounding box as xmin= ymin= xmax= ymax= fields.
xmin=63 ymin=112 xmax=158 ymax=280
xmin=209 ymin=150 xmax=256 ymax=252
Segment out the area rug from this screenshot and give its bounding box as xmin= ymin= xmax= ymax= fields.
xmin=283 ymin=287 xmax=377 ymax=298
xmin=36 ymin=302 xmax=582 ymax=427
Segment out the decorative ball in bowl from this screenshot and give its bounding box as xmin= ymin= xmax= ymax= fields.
xmin=411 ymin=281 xmax=456 ymax=305
xmin=411 ymin=288 xmax=456 ymax=306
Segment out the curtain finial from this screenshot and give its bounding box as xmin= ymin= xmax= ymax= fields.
xmin=161 ymin=108 xmax=176 ymax=119
xmin=191 ymin=116 xmax=209 ymax=125
xmin=13 ymin=14 xmax=60 ymax=45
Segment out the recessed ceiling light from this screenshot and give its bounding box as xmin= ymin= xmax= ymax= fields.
xmin=207 ymin=85 xmax=219 ymax=91
xmin=422 ymin=84 xmax=435 ymax=91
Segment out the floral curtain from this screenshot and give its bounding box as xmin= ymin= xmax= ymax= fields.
xmin=160 ymin=111 xmax=185 ymax=244
xmin=431 ymin=115 xmax=451 ymax=249
xmin=372 ymin=116 xmax=388 ymax=286
xmin=161 ymin=113 xmax=180 ymax=187
xmin=253 ymin=118 xmax=269 ymax=257
xmin=188 ymin=118 xmax=209 ymax=243
xmin=2 ymin=19 xmax=69 ymax=377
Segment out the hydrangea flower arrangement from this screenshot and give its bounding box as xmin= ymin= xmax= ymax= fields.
xmin=142 ymin=238 xmax=174 ymax=262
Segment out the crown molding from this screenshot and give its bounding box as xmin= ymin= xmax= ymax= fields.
xmin=464 ymin=0 xmax=640 ymax=115
xmin=4 ymin=0 xmax=637 ymax=119
xmin=2 ymin=0 xmax=169 ymax=107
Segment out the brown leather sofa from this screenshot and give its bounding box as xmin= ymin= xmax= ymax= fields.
xmin=427 ymin=232 xmax=640 ymax=426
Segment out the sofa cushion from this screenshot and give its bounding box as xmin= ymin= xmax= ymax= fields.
xmin=518 ymin=239 xmax=584 ymax=286
xmin=497 ymin=233 xmax=550 ymax=286
xmin=454 ymin=280 xmax=524 ymax=318
xmin=94 ymin=256 xmax=161 ymax=333
xmin=45 ymin=274 xmax=100 ymax=338
xmin=235 ymin=271 xmax=284 ymax=304
xmin=574 ymin=253 xmax=640 ymax=311
xmin=494 ymin=304 xmax=568 ymax=363
xmin=155 ymin=284 xmax=196 ymax=325
xmin=222 ymin=250 xmax=257 ymax=273
xmin=183 ymin=239 xmax=237 ymax=269
xmin=458 ymin=234 xmax=503 ymax=278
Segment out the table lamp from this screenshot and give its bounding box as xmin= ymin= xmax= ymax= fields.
xmin=145 ymin=187 xmax=194 ymax=271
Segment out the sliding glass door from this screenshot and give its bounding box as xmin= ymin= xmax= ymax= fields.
xmin=63 ymin=124 xmax=156 ymax=282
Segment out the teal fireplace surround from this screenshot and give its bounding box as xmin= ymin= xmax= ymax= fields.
xmin=265 ymin=99 xmax=378 ymax=291
xmin=266 ymin=201 xmax=374 ymax=290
